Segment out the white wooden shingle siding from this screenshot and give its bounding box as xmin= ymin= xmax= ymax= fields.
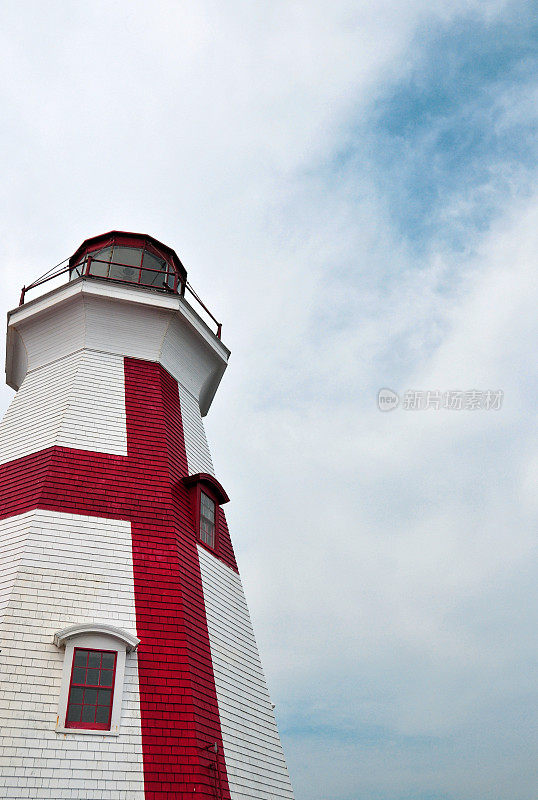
xmin=0 ymin=514 xmax=31 ymax=626
xmin=0 ymin=510 xmax=144 ymax=799
xmin=160 ymin=314 xmax=220 ymax=405
xmin=179 ymin=384 xmax=215 ymax=476
xmin=0 ymin=350 xmax=127 ymax=463
xmin=198 ymin=546 xmax=295 ymax=800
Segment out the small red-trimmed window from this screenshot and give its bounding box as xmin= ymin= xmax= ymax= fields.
xmin=200 ymin=491 xmax=216 ymax=548
xmin=65 ymin=648 xmax=117 ymax=730
xmin=182 ymin=473 xmax=229 ymax=554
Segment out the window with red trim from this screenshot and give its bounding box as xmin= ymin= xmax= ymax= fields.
xmin=182 ymin=473 xmax=229 ymax=555
xmin=65 ymin=648 xmax=117 ymax=730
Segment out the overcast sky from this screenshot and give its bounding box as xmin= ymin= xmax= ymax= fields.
xmin=1 ymin=2 xmax=537 ymax=799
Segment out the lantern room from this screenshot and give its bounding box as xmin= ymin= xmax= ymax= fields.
xmin=68 ymin=231 xmax=187 ymax=294
xmin=18 ymin=230 xmax=223 ymax=341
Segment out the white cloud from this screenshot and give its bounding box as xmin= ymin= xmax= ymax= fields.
xmin=221 ymin=188 xmax=538 ymax=797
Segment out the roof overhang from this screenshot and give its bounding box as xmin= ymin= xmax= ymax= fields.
xmin=182 ymin=472 xmax=230 ymax=504
xmin=6 ymin=277 xmax=230 ymax=416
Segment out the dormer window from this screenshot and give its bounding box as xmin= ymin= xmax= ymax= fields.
xmin=183 ymin=473 xmax=229 ymax=554
xmin=200 ymin=492 xmax=216 ymax=548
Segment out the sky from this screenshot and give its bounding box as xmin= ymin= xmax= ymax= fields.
xmin=0 ymin=2 xmax=537 ymax=799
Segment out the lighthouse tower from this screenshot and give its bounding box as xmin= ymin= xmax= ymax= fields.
xmin=0 ymin=232 xmax=294 ymax=800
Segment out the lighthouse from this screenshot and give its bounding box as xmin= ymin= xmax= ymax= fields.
xmin=0 ymin=232 xmax=295 ymax=800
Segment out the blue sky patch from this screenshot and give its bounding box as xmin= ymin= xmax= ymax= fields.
xmin=341 ymin=7 xmax=538 ymax=252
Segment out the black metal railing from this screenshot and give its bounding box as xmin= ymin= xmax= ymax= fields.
xmin=19 ymin=257 xmax=223 ymax=339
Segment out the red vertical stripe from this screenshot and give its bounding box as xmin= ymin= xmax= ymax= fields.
xmin=126 ymin=358 xmax=231 ymax=799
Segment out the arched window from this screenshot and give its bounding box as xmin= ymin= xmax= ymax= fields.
xmin=54 ymin=623 xmax=139 ymax=735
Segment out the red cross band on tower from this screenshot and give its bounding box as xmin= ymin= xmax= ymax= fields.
xmin=1 ymin=358 xmax=233 ymax=799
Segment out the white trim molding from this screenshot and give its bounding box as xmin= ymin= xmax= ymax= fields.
xmin=54 ymin=623 xmax=140 ymax=652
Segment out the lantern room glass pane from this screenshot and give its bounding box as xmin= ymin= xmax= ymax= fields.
xmin=88 ymin=246 xmax=112 ymax=277
xmin=141 ymin=251 xmax=167 ymax=287
xmin=113 ymin=246 xmax=143 ymax=266
xmin=109 ymin=246 xmax=142 ymax=282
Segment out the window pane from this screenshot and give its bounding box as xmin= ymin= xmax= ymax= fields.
xmin=141 ymin=251 xmax=166 ymax=287
xmin=89 ymin=246 xmax=112 ymax=277
xmin=113 ymin=246 xmax=143 ymax=267
xmin=200 ymin=518 xmax=215 ymax=548
xmin=201 ymin=531 xmax=214 ymax=548
xmin=67 ymin=705 xmax=82 ymax=722
xmin=88 ymin=651 xmax=101 ymax=668
xmin=98 ymin=689 xmax=112 ymax=706
xmin=73 ymin=650 xmax=87 ymax=667
xmin=101 ymin=653 xmax=115 ymax=669
xmin=201 ymin=493 xmax=215 ymax=521
xmin=72 ymin=667 xmax=86 ymax=684
xmin=99 ymin=669 xmax=114 ymax=687
xmin=109 ymin=263 xmax=139 ymax=282
xmin=81 ymin=705 xmax=96 ymax=723
xmin=71 ymin=260 xmax=84 ymax=279
xmin=86 ymin=669 xmax=99 ymax=685
xmin=84 ymin=688 xmax=98 ymax=705
xmin=70 ymin=686 xmax=84 ymax=704
xmin=95 ymin=705 xmax=110 ymax=724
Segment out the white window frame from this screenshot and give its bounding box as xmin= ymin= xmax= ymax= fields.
xmin=53 ymin=623 xmax=139 ymax=736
